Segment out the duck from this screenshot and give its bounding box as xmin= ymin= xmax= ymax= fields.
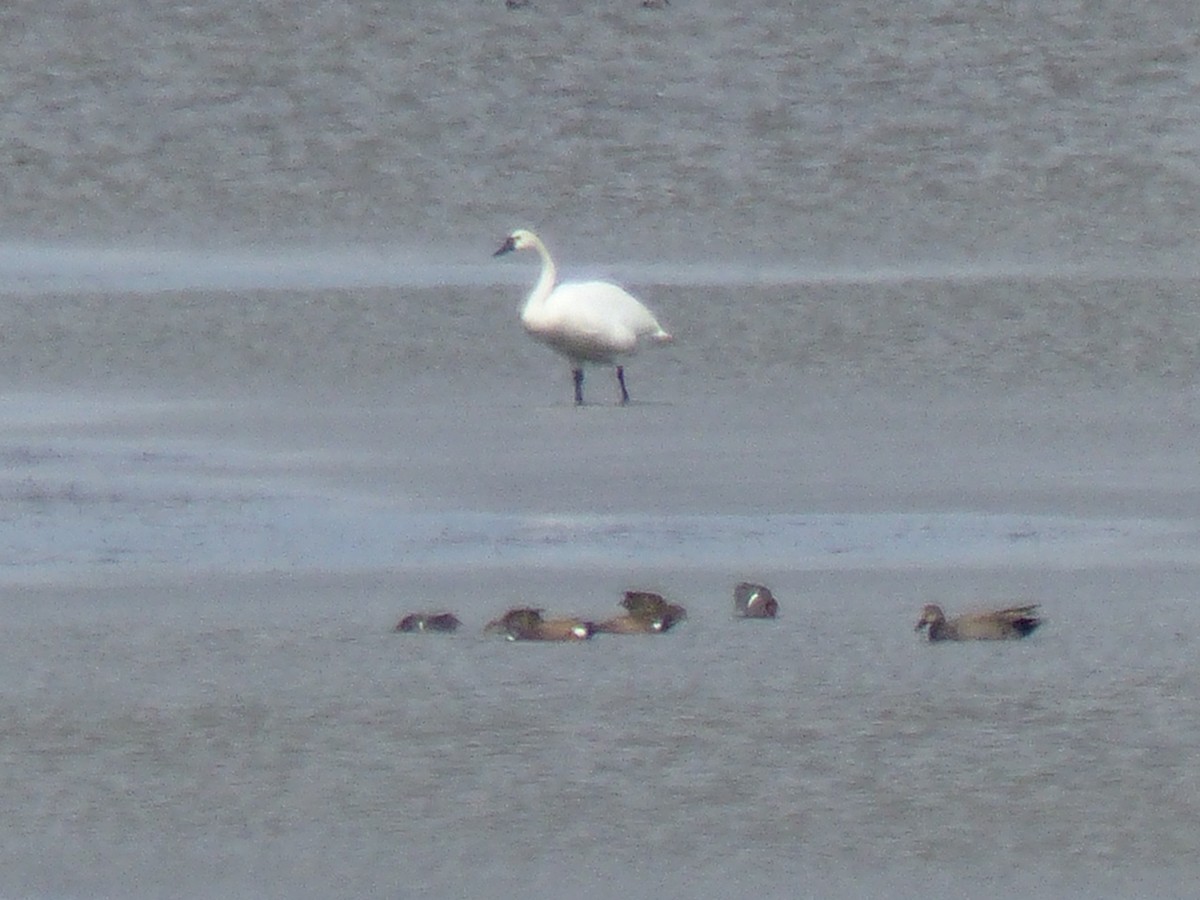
xmin=394 ymin=612 xmax=462 ymax=633
xmin=915 ymin=603 xmax=1042 ymax=641
xmin=595 ymin=590 xmax=686 ymax=634
xmin=615 ymin=590 xmax=687 ymax=630
xmin=733 ymin=582 xmax=778 ymax=618
xmin=484 ymin=607 xmax=595 ymax=641
xmin=493 ymin=229 xmax=672 ymax=405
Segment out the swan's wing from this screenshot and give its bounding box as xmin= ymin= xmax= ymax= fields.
xmin=547 ymin=281 xmax=667 ymax=341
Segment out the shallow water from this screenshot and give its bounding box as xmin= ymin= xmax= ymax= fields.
xmin=4 ymin=567 xmax=1200 ymax=900
xmin=4 ymin=1 xmax=1200 ymax=897
xmin=5 ymin=0 xmax=1199 ymax=266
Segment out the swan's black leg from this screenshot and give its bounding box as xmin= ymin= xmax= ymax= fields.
xmin=573 ymin=368 xmax=585 ymax=406
xmin=616 ymin=366 xmax=630 ymax=405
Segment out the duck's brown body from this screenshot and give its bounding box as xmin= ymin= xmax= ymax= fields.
xmin=594 ymin=614 xmax=669 ymax=634
xmin=915 ymin=604 xmax=1042 ymax=641
xmin=484 ymin=607 xmax=594 ymax=641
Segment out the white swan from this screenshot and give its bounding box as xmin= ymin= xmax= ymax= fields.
xmin=494 ymin=229 xmax=672 ymax=406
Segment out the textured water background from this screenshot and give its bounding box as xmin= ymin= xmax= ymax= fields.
xmin=4 ymin=1 xmax=1200 ymax=897
xmin=3 ymin=567 xmax=1200 ymax=900
xmin=4 ymin=0 xmax=1200 ymax=264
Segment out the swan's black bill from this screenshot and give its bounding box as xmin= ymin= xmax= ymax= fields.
xmin=493 ymin=236 xmax=516 ymax=256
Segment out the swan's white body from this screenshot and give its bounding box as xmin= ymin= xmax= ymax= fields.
xmin=495 ymin=229 xmax=671 ymax=405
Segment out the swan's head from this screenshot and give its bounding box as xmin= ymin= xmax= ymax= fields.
xmin=493 ymin=228 xmax=539 ymax=256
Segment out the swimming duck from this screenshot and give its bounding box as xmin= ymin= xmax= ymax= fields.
xmin=484 ymin=607 xmax=594 ymax=641
xmin=394 ymin=612 xmax=462 ymax=633
xmin=915 ymin=603 xmax=1042 ymax=641
xmin=613 ymin=590 xmax=687 ymax=631
xmin=733 ymin=582 xmax=778 ymax=618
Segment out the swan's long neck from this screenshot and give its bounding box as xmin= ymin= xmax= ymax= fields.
xmin=522 ymin=236 xmax=558 ymax=318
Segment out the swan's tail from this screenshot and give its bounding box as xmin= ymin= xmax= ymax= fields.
xmin=650 ymin=327 xmax=673 ymax=344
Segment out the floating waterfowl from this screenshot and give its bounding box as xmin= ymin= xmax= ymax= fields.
xmin=915 ymin=603 xmax=1042 ymax=641
xmin=733 ymin=582 xmax=778 ymax=618
xmin=615 ymin=590 xmax=687 ymax=631
xmin=493 ymin=229 xmax=672 ymax=405
xmin=394 ymin=612 xmax=462 ymax=633
xmin=484 ymin=607 xmax=594 ymax=641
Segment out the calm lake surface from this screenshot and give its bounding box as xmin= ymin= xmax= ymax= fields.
xmin=3 ymin=2 xmax=1200 ymax=897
